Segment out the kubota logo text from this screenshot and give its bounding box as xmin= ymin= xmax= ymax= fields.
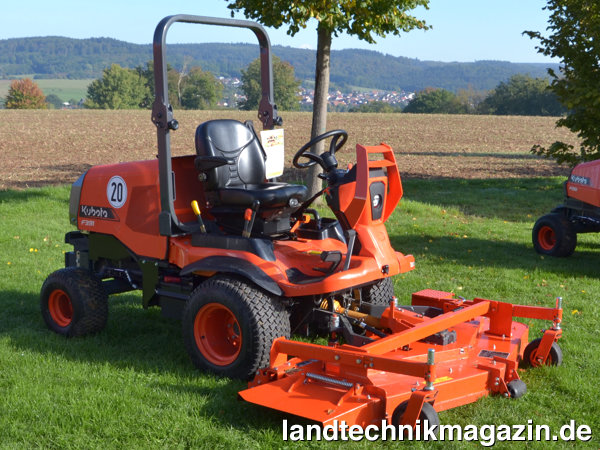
xmin=569 ymin=174 xmax=590 ymax=185
xmin=79 ymin=205 xmax=119 ymax=221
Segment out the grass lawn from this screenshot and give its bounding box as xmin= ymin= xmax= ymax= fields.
xmin=0 ymin=78 xmax=92 ymax=103
xmin=0 ymin=178 xmax=598 ymax=448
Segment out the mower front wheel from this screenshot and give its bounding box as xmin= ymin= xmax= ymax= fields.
xmin=182 ymin=276 xmax=290 ymax=380
xmin=532 ymin=213 xmax=576 ymax=257
xmin=521 ymin=338 xmax=563 ymax=368
xmin=391 ymin=401 xmax=440 ymax=435
xmin=40 ymin=268 xmax=108 ymax=337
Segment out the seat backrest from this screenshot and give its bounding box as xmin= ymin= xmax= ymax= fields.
xmin=195 ymin=120 xmax=266 ymax=190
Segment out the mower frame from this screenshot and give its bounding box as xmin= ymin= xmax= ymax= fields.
xmin=150 ymin=15 xmax=281 ymax=236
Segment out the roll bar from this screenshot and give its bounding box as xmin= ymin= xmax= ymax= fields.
xmin=150 ymin=14 xmax=281 ymax=236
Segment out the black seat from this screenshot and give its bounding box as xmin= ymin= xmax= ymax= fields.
xmin=195 ymin=119 xmax=308 ymax=235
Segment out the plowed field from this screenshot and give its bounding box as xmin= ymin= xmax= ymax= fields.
xmin=0 ymin=110 xmax=576 ymax=190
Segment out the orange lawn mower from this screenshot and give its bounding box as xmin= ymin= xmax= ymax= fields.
xmin=40 ymin=15 xmax=564 ymax=430
xmin=533 ymin=159 xmax=600 ymax=256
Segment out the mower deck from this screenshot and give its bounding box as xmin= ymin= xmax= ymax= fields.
xmin=239 ymin=289 xmax=563 ymax=427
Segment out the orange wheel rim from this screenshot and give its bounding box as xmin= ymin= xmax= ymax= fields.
xmin=48 ymin=289 xmax=73 ymax=327
xmin=529 ymin=349 xmax=542 ymax=367
xmin=193 ymin=303 xmax=242 ymax=366
xmin=538 ymin=226 xmax=556 ymax=251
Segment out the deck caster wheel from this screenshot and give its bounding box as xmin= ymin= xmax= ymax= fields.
xmin=532 ymin=213 xmax=576 ymax=257
xmin=40 ymin=267 xmax=108 ymax=337
xmin=391 ymin=401 xmax=440 ymax=437
xmin=507 ymin=379 xmax=527 ymax=399
xmin=182 ymin=275 xmax=290 ymax=380
xmin=521 ymin=338 xmax=563 ymax=368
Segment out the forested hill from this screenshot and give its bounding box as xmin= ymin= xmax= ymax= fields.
xmin=0 ymin=36 xmax=557 ymax=92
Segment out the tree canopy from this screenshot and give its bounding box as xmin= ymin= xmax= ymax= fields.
xmin=403 ymin=88 xmax=467 ymax=114
xmin=239 ymin=55 xmax=301 ymax=111
xmin=180 ymin=67 xmax=224 ymax=110
xmin=86 ymin=63 xmax=223 ymax=110
xmin=5 ymin=78 xmax=47 ymax=109
xmin=525 ymin=0 xmax=600 ymax=165
xmin=85 ymin=64 xmax=150 ymax=109
xmin=477 ymin=74 xmax=565 ymax=116
xmin=349 ymin=101 xmax=401 ymax=113
xmin=227 ymin=0 xmax=429 ymax=197
xmin=45 ymin=94 xmax=64 ymax=109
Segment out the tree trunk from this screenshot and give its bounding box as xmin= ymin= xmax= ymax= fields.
xmin=307 ymin=23 xmax=332 ymax=199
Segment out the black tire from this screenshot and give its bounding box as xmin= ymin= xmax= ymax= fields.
xmin=182 ymin=275 xmax=290 ymax=380
xmin=362 ymin=277 xmax=394 ymax=306
xmin=507 ymin=379 xmax=527 ymax=399
xmin=521 ymin=337 xmax=563 ymax=368
xmin=532 ymin=213 xmax=576 ymax=257
xmin=391 ymin=401 xmax=440 ymax=437
xmin=40 ymin=267 xmax=108 ymax=337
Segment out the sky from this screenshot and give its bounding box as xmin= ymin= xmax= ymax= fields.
xmin=1 ymin=0 xmax=556 ymax=63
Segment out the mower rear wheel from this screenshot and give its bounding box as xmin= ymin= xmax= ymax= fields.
xmin=507 ymin=379 xmax=527 ymax=399
xmin=391 ymin=401 xmax=440 ymax=435
xmin=40 ymin=268 xmax=108 ymax=337
xmin=521 ymin=338 xmax=563 ymax=368
xmin=362 ymin=277 xmax=394 ymax=306
xmin=182 ymin=276 xmax=290 ymax=380
xmin=532 ymin=213 xmax=576 ymax=257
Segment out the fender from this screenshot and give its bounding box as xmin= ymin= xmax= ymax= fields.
xmin=180 ymin=255 xmax=283 ymax=296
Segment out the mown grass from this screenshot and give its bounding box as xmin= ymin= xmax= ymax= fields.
xmin=0 ymin=179 xmax=598 ymax=448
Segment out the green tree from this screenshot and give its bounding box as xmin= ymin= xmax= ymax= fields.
xmin=477 ymin=74 xmax=564 ymax=116
xmin=135 ymin=62 xmax=180 ymax=108
xmin=456 ymin=86 xmax=487 ymax=113
xmin=403 ymin=88 xmax=468 ymax=114
xmin=85 ymin=64 xmax=150 ymax=109
xmin=227 ymin=0 xmax=429 ymax=197
xmin=348 ymin=101 xmax=400 ymax=113
xmin=5 ymin=78 xmax=47 ymax=109
xmin=525 ymin=0 xmax=600 ymax=165
xmin=45 ymin=94 xmax=64 ymax=109
xmin=239 ymin=55 xmax=301 ymax=111
xmin=180 ymin=67 xmax=224 ymax=110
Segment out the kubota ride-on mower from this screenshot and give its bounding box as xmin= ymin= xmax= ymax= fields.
xmin=533 ymin=160 xmax=600 ymax=256
xmin=41 ymin=15 xmax=565 ymax=430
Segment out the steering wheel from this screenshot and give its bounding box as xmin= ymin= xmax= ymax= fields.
xmin=292 ymin=129 xmax=348 ymax=171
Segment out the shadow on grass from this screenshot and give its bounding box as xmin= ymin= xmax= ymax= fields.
xmin=401 ymin=177 xmax=566 ymax=223
xmin=390 ymin=232 xmax=600 ymax=279
xmin=0 ymin=289 xmax=280 ymax=430
xmin=0 ymin=185 xmax=70 ymax=202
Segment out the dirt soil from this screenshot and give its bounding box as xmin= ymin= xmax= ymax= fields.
xmin=0 ymin=110 xmax=576 ymax=190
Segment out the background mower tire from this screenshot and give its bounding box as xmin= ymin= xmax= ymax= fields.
xmin=532 ymin=213 xmax=576 ymax=257
xmin=40 ymin=267 xmax=108 ymax=337
xmin=182 ymin=275 xmax=290 ymax=380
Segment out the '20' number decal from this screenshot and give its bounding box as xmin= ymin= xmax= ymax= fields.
xmin=106 ymin=176 xmax=128 ymax=208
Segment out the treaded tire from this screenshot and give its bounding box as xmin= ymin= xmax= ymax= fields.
xmin=40 ymin=267 xmax=108 ymax=337
xmin=532 ymin=213 xmax=576 ymax=257
xmin=521 ymin=337 xmax=563 ymax=368
xmin=182 ymin=275 xmax=290 ymax=380
xmin=362 ymin=277 xmax=394 ymax=306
